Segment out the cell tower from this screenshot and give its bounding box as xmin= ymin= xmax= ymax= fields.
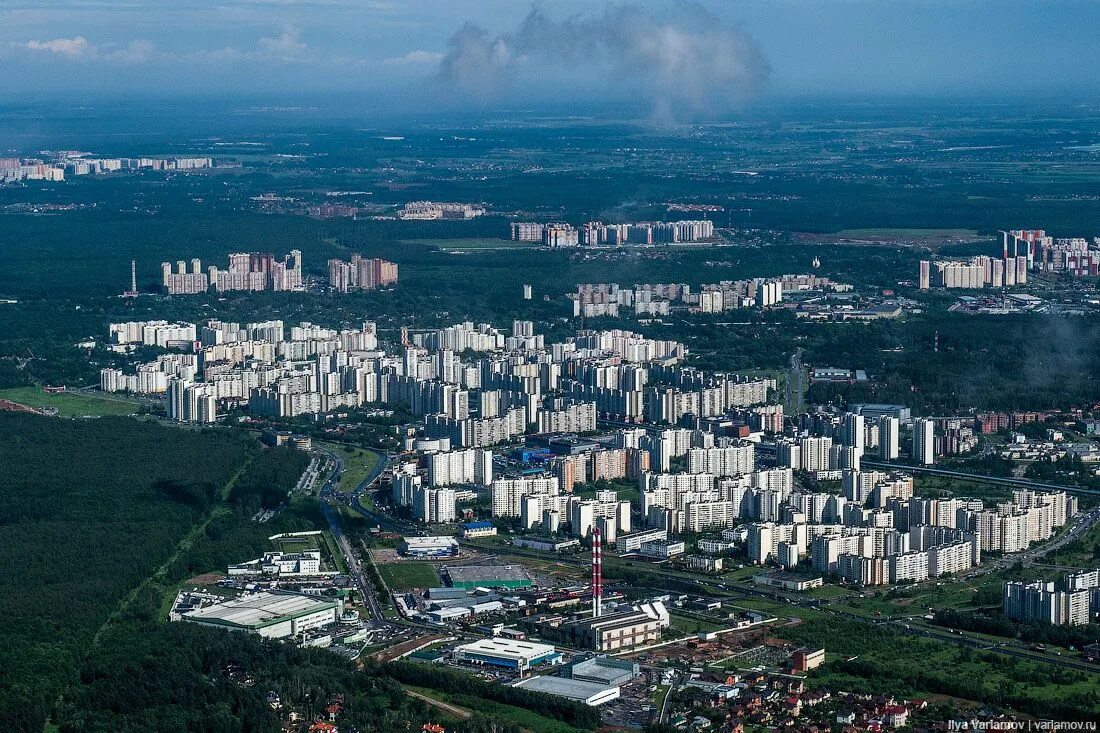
xmin=591 ymin=527 xmax=603 ymax=618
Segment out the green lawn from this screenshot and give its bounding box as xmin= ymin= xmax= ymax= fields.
xmin=0 ymin=387 xmax=139 ymax=417
xmin=377 ymin=562 xmax=440 ymax=590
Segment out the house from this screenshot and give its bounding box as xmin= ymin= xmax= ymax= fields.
xmin=837 ymin=711 xmax=856 ymax=725
xmin=884 ymin=705 xmax=909 ymax=728
xmin=422 ymin=725 xmax=446 ymax=733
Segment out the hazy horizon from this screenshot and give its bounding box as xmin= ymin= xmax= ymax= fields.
xmin=1 ymin=0 xmax=1097 ymax=118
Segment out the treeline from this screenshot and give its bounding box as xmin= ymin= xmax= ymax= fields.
xmin=383 ymin=660 xmax=603 ymax=731
xmin=933 ymin=609 xmax=1100 ymax=649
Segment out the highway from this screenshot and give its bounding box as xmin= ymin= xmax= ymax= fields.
xmin=315 ymin=444 xmax=392 ymax=627
xmin=861 ymin=460 xmax=1100 ymax=498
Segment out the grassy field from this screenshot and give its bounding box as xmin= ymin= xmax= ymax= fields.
xmin=668 ymin=611 xmax=726 ymax=635
xmin=402 ymin=238 xmax=540 ymax=250
xmin=835 ymin=228 xmax=982 ymax=240
xmin=0 ymin=386 xmax=139 ymax=417
xmin=320 ymin=442 xmax=382 ymax=493
xmin=377 ymin=562 xmax=440 ymax=590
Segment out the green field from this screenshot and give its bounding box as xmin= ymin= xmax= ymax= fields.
xmin=668 ymin=611 xmax=725 ymax=635
xmin=320 ymin=442 xmax=382 ymax=493
xmin=377 ymin=562 xmax=440 ymax=590
xmin=835 ymin=228 xmax=982 ymax=240
xmin=0 ymin=387 xmax=139 ymax=417
xmin=402 ymin=237 xmax=540 ymax=250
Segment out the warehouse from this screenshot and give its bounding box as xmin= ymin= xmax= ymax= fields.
xmin=567 ymin=656 xmax=640 ymax=687
xmin=513 ymin=676 xmax=621 ymax=706
xmin=453 ymin=638 xmax=561 ymax=673
xmin=180 ymin=592 xmax=340 ymax=639
xmin=445 ymin=564 xmax=532 ymax=590
xmin=400 ymin=536 xmax=459 ymax=558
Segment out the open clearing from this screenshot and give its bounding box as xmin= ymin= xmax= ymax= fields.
xmin=0 ymin=387 xmax=139 ymax=417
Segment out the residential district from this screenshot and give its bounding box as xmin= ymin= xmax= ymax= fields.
xmin=89 ymin=301 xmax=1100 ymax=732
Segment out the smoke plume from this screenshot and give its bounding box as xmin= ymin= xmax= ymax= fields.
xmin=436 ymin=3 xmax=771 ymax=119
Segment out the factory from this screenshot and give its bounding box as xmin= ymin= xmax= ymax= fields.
xmin=400 ymin=536 xmax=460 ymax=558
xmin=549 ymin=608 xmax=664 ymax=652
xmin=513 ymin=676 xmax=621 ymax=706
xmin=445 ymin=564 xmax=533 ymax=590
xmin=180 ymin=591 xmax=340 ymax=639
xmin=566 ymin=656 xmax=640 ymax=687
xmin=452 ymin=638 xmax=562 ymax=673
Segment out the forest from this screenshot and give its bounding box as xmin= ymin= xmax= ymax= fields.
xmin=0 ymin=413 xmax=251 ymax=732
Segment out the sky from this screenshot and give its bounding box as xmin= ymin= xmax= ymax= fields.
xmin=0 ymin=0 xmax=1097 ymax=111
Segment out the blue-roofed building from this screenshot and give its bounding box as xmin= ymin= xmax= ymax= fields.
xmin=461 ymin=521 xmax=497 ymax=539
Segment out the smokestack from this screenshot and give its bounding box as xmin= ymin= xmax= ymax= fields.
xmin=592 ymin=527 xmax=602 ymax=618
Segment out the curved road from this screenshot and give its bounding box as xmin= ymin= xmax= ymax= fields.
xmin=315 ymin=444 xmax=391 ymax=627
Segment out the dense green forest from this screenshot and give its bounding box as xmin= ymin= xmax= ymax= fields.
xmin=0 ymin=412 xmax=542 ymax=732
xmin=0 ymin=413 xmax=251 ymax=732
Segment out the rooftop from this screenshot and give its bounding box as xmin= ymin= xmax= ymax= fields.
xmin=402 ymin=536 xmax=459 ymax=549
xmin=514 ymin=675 xmax=618 ymax=702
xmin=181 ymin=592 xmax=337 ymax=629
xmin=446 ymin=564 xmax=531 ymax=583
xmin=456 ymin=637 xmax=556 ymax=659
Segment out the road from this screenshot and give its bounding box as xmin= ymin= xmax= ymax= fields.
xmin=404 ymin=690 xmax=472 ymax=721
xmin=315 ymin=444 xmax=391 ymax=627
xmin=861 ymin=460 xmax=1100 ymax=498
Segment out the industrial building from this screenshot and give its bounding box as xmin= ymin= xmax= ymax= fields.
xmin=180 ymin=592 xmax=340 ymax=639
xmin=552 ymin=609 xmax=663 ymax=652
xmin=453 ymin=638 xmax=561 ymax=673
xmin=445 ymin=564 xmax=533 ymax=590
xmin=514 ymin=537 xmax=581 ymax=552
xmin=400 ymin=536 xmax=459 ymax=558
xmin=753 ymin=571 xmax=825 ymax=592
xmin=513 ymin=675 xmax=621 ymax=706
xmin=566 ymin=656 xmax=640 ymax=687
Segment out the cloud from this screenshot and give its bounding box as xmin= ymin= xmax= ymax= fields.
xmin=24 ymin=36 xmax=92 ymax=56
xmin=436 ymin=2 xmax=770 ymax=119
xmin=258 ymin=25 xmax=307 ymax=58
xmin=106 ymin=39 xmax=156 ymax=63
xmin=384 ymin=49 xmax=444 ymax=66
